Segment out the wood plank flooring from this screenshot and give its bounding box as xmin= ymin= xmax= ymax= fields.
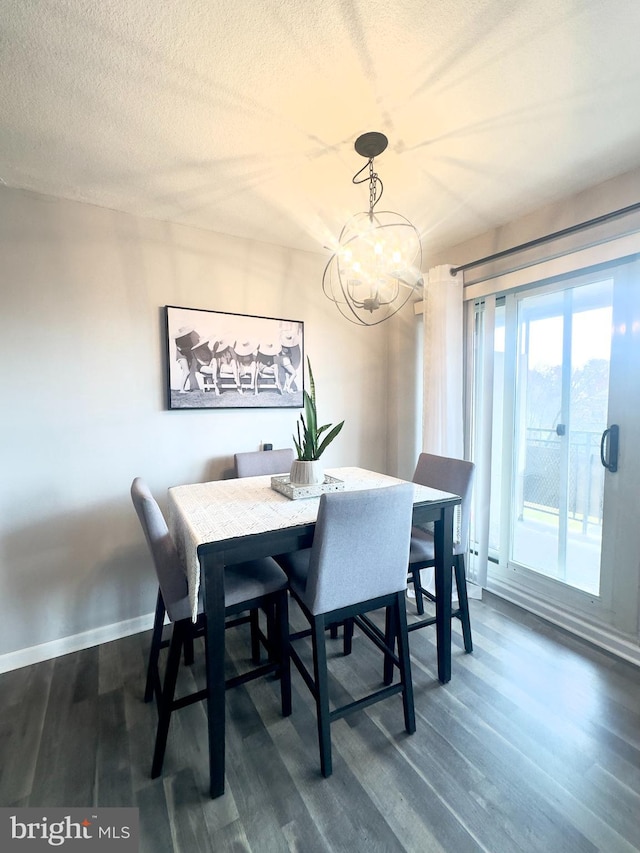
xmin=1 ymin=592 xmax=639 ymax=852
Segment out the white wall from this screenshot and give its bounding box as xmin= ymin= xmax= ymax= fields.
xmin=0 ymin=187 xmax=404 ymax=667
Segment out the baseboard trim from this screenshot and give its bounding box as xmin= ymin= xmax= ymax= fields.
xmin=486 ymin=577 xmax=640 ymax=669
xmin=0 ymin=613 xmax=155 ymax=675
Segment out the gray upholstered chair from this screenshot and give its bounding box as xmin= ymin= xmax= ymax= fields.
xmin=277 ymin=484 xmax=416 ymax=778
xmin=130 ymin=477 xmax=291 ymax=777
xmin=233 ymin=447 xmax=295 ymax=478
xmin=234 ymin=446 xmax=296 ymax=660
xmin=407 ymin=453 xmax=475 ymax=652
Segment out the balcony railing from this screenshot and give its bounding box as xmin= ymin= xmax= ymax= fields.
xmin=521 ymin=428 xmax=604 ymax=533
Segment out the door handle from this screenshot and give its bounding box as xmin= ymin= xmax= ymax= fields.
xmin=600 ymin=424 xmax=619 ymax=473
xmin=556 ymin=423 xmax=566 ymax=436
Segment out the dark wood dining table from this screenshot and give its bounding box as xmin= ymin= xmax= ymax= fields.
xmin=168 ymin=466 xmax=461 ymax=798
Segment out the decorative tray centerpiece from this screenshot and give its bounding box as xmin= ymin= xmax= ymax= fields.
xmin=271 ymin=474 xmax=345 ymax=501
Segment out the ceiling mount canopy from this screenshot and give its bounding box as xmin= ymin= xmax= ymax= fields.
xmin=322 ymin=131 xmax=423 ymax=327
xmin=353 ymin=131 xmax=388 ymax=159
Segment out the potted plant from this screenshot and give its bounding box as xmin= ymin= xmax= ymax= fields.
xmin=291 ymin=358 xmax=344 ymax=485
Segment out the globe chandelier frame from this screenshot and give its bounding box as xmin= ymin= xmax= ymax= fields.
xmin=322 ymin=132 xmax=423 ymax=327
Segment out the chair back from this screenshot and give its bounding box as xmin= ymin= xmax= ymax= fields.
xmin=302 ymin=483 xmax=414 ymax=615
xmin=234 ymin=448 xmax=295 ymax=478
xmin=412 ymin=453 xmax=475 ymax=551
xmin=130 ymin=478 xmax=191 ymax=623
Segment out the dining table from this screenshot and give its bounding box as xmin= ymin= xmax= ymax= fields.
xmin=167 ymin=465 xmax=461 ymax=798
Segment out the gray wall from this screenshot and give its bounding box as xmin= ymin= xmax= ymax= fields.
xmin=0 ymin=186 xmax=418 ymax=666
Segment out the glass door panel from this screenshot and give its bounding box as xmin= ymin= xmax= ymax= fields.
xmin=510 ymin=279 xmax=612 ymax=595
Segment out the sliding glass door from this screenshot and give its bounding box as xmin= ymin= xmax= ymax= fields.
xmin=473 ymin=257 xmax=640 ymax=637
xmin=510 ymin=278 xmax=612 ymax=595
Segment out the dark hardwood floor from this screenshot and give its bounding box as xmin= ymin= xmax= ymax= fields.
xmin=1 ymin=592 xmax=640 ymax=852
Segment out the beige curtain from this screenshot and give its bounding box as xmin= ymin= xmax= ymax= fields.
xmin=422 ymin=264 xmax=464 ymax=457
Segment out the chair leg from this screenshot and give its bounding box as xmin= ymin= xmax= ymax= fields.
xmin=145 ymin=590 xmax=166 ymax=703
xmin=276 ymin=590 xmax=292 ymax=717
xmin=383 ymin=605 xmax=396 ymax=686
xmin=454 ymin=555 xmax=473 ymax=653
xmin=329 ymin=622 xmax=339 ymax=640
xmin=411 ymin=567 xmax=425 ymax=615
xmin=151 ymin=621 xmax=185 ymax=778
xmin=311 ymin=615 xmax=332 ymax=778
xmin=265 ymin=602 xmax=278 ymax=661
xmin=395 ymin=591 xmax=416 ymax=734
xmin=250 ymin=607 xmax=261 ymax=663
xmin=343 ymin=618 xmax=354 ymax=656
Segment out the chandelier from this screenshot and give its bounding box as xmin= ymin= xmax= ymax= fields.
xmin=322 ymin=132 xmax=423 ymax=326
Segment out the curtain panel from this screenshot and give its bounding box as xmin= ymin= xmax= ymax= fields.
xmin=422 ymin=264 xmax=464 ymax=458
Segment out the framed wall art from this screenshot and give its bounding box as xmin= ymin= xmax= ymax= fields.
xmin=165 ymin=305 xmax=304 ymax=410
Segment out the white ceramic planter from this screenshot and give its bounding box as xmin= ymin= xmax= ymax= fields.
xmin=289 ymin=459 xmax=325 ymax=486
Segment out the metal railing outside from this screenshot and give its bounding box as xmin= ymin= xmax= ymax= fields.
xmin=522 ymin=428 xmax=604 ymax=533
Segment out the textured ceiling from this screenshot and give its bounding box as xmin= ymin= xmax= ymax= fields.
xmin=2 ymin=0 xmax=640 ymax=258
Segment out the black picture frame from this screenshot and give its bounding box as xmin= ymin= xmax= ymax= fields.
xmin=165 ymin=305 xmax=304 ymax=410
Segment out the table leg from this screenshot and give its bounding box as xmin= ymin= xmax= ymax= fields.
xmin=201 ymin=549 xmax=227 ymax=798
xmin=434 ymin=505 xmax=454 ymax=684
